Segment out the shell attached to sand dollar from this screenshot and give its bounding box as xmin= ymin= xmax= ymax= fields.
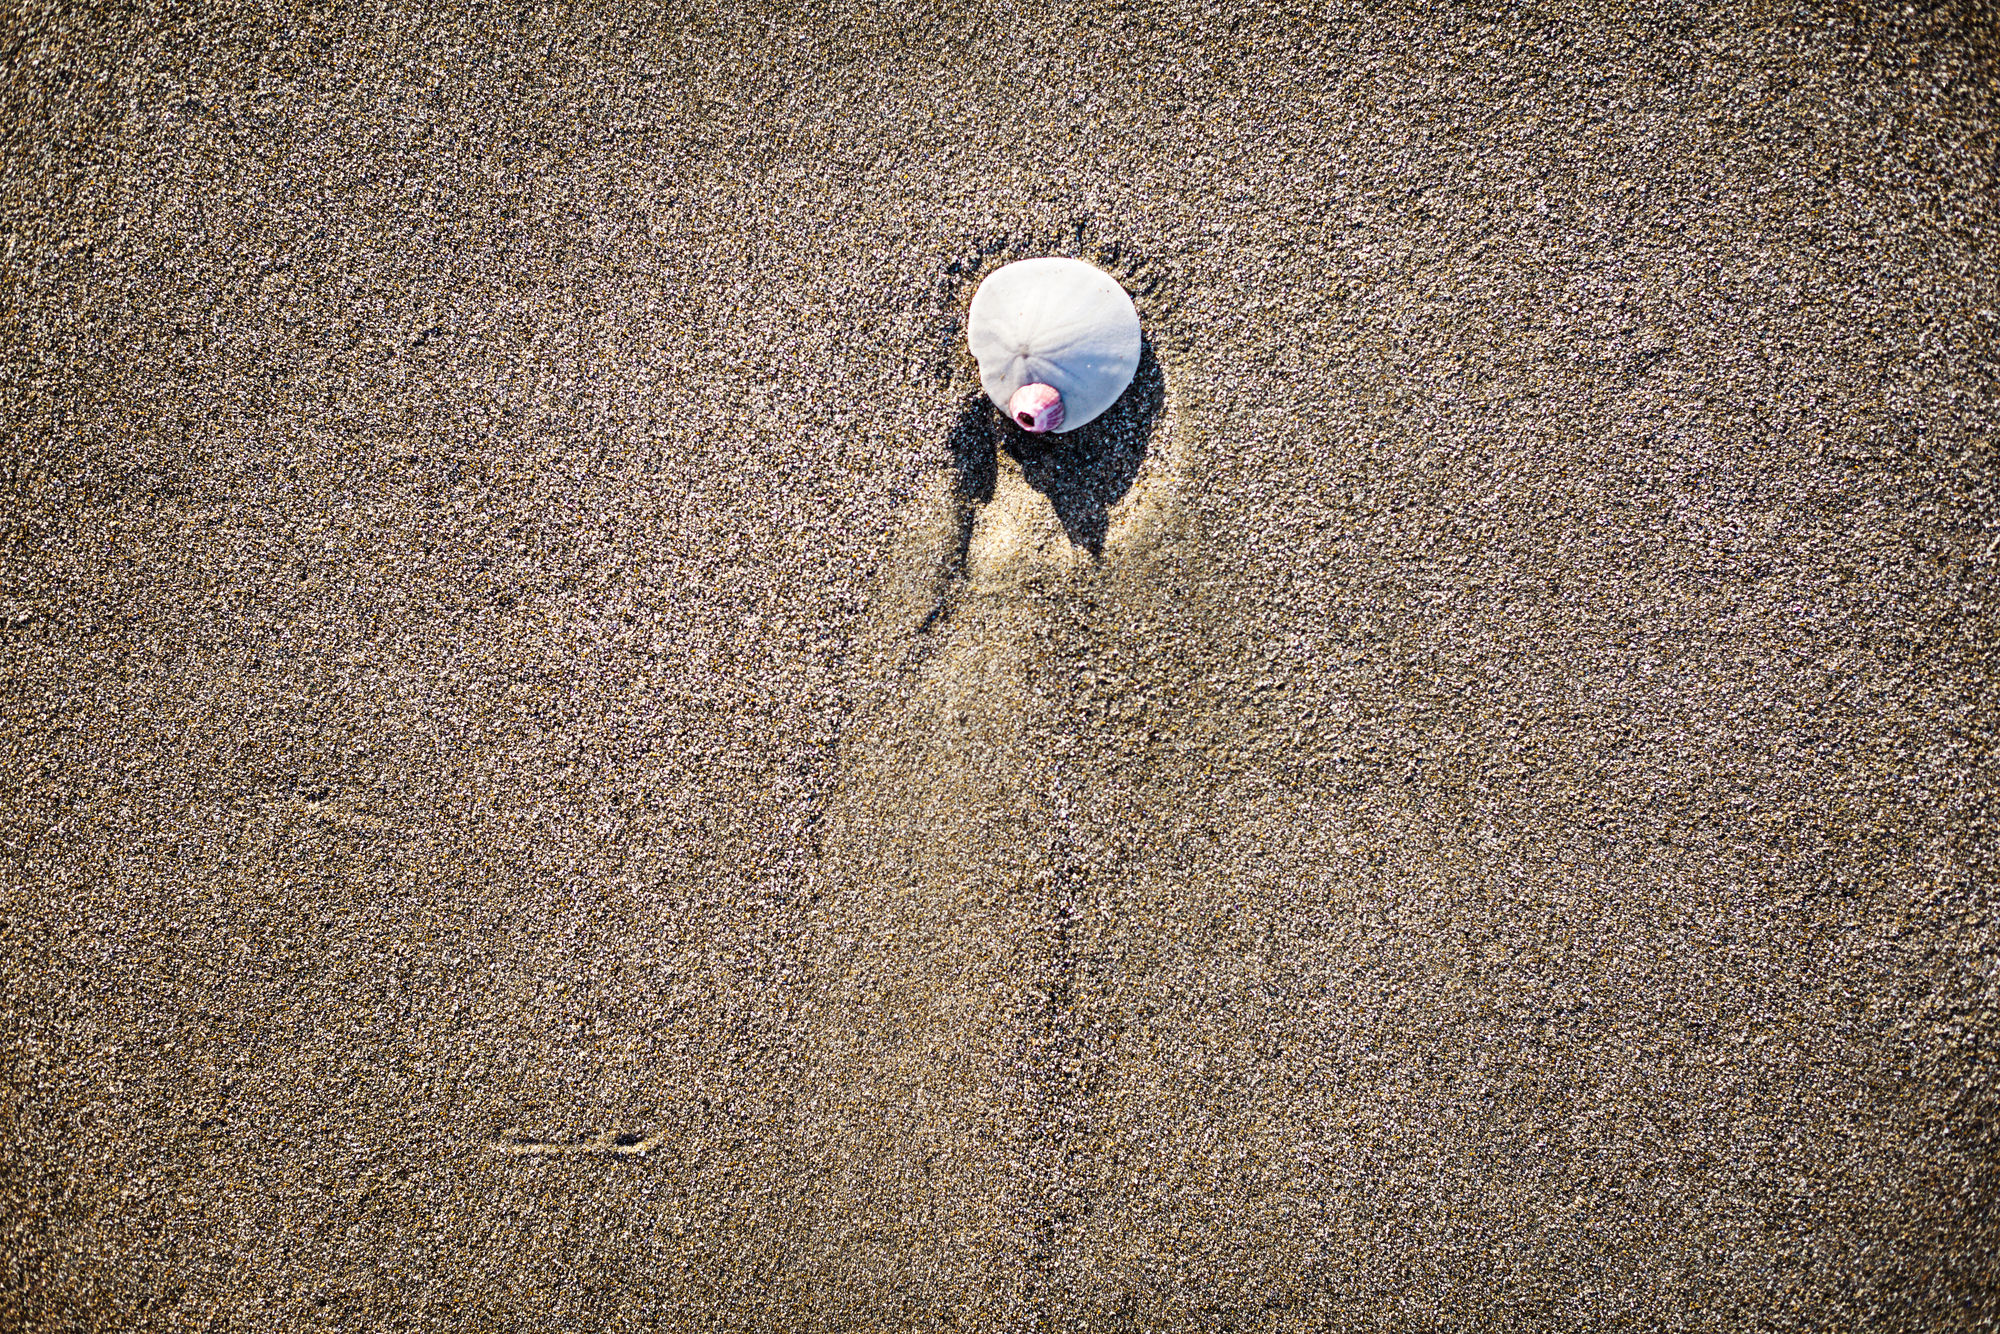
xmin=967 ymin=257 xmax=1142 ymax=434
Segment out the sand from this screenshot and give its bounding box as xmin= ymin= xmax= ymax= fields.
xmin=3 ymin=1 xmax=1997 ymax=1328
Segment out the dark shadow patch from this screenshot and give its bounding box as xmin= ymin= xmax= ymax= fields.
xmin=939 ymin=336 xmax=1164 ymax=565
xmin=912 ymin=395 xmax=1002 ymax=637
xmin=996 ymin=335 xmax=1165 ymax=556
xmin=947 ymin=393 xmax=998 ymax=511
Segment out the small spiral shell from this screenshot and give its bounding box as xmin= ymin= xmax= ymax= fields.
xmin=1006 ymin=383 xmax=1065 ymax=433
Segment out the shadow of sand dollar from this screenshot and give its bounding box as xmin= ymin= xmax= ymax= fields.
xmin=948 ymin=336 xmax=1167 ymax=558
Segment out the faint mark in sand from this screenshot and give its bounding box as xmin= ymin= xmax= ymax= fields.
xmin=491 ymin=1127 xmax=661 ymax=1158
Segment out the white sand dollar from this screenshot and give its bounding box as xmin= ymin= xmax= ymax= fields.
xmin=967 ymin=258 xmax=1142 ymax=434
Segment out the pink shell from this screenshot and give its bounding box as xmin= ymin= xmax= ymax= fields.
xmin=1006 ymin=383 xmax=1064 ymax=433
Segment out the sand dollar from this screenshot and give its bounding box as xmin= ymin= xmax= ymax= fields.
xmin=967 ymin=257 xmax=1142 ymax=434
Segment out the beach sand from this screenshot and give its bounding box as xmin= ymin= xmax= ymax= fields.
xmin=4 ymin=1 xmax=1997 ymax=1327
